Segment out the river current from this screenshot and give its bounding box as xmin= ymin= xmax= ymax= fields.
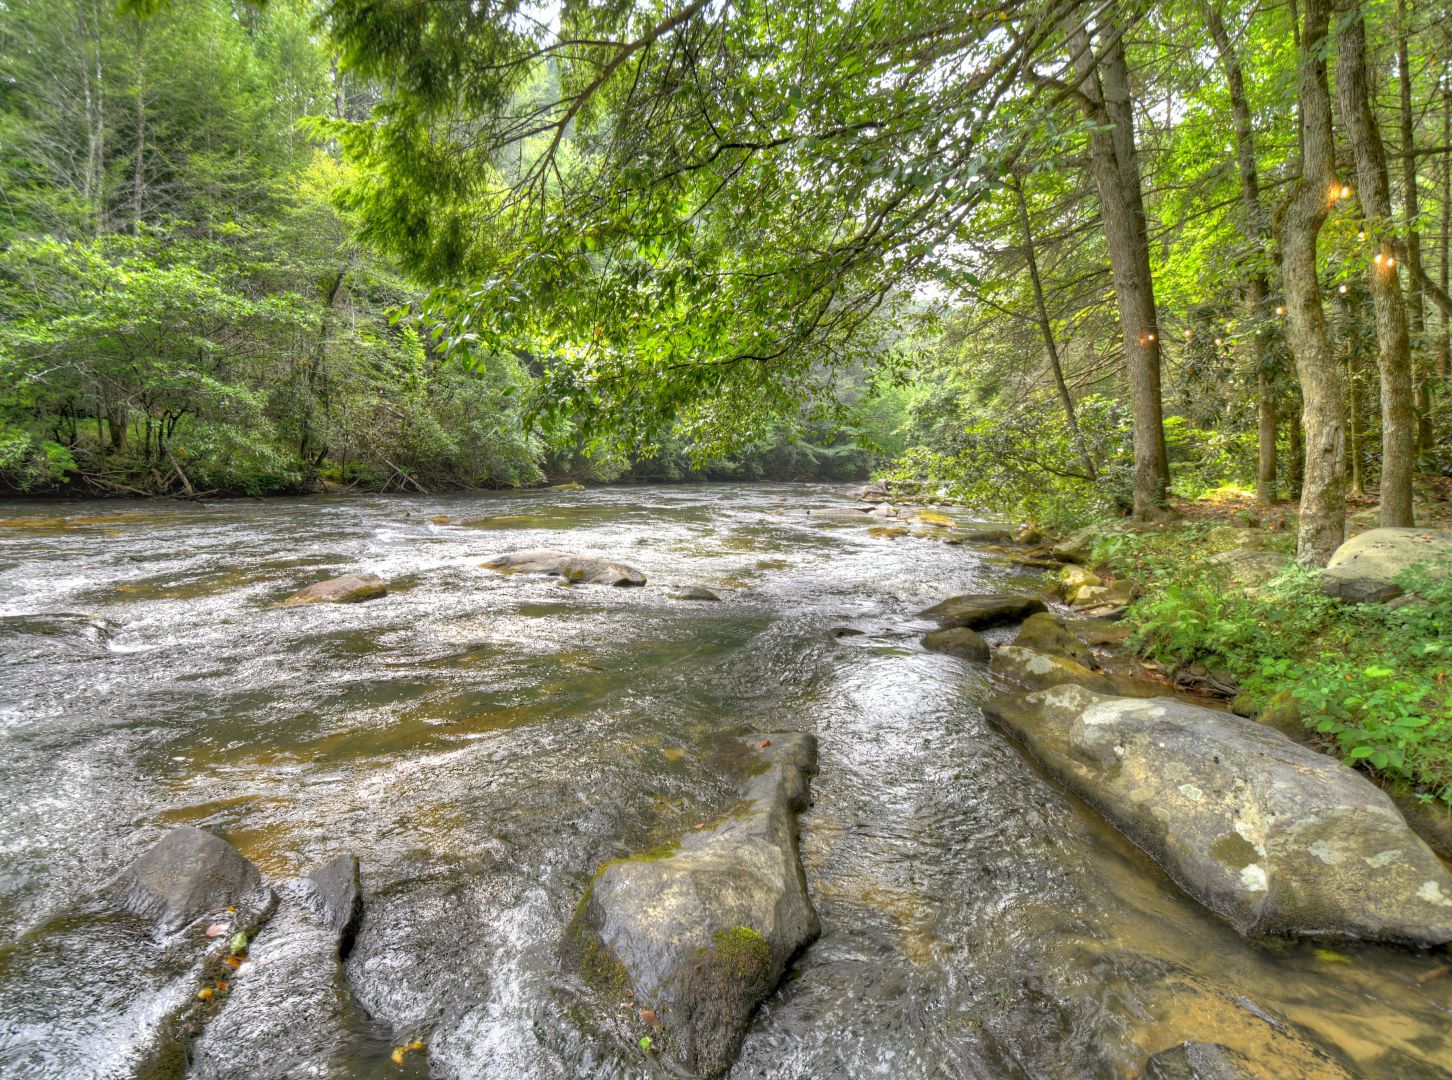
xmin=0 ymin=484 xmax=1447 ymax=1078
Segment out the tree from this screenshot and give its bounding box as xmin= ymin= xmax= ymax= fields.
xmin=1273 ymin=0 xmax=1346 ymax=564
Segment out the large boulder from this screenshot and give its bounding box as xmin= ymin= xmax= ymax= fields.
xmin=1012 ymin=612 xmax=1098 ymax=668
xmin=1210 ymin=549 xmax=1292 ymax=590
xmin=281 ymin=573 xmax=387 ymax=606
xmin=482 ymin=550 xmax=646 ymax=586
xmin=984 ymin=686 xmax=1452 ymax=944
xmin=111 ymin=825 xmax=268 ymax=933
xmin=1321 ymin=526 xmax=1452 ymax=603
xmin=1068 ymin=579 xmax=1134 ymax=609
xmin=190 ymin=855 xmax=366 ymax=1080
xmin=922 ymin=626 xmax=991 ymax=661
xmin=917 ymin=592 xmax=1046 ymax=630
xmin=567 ymin=734 xmax=818 ymax=1078
xmin=0 ymin=828 xmax=273 ymax=1077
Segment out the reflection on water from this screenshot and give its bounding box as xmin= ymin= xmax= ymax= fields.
xmin=0 ymin=485 xmax=1448 ymax=1078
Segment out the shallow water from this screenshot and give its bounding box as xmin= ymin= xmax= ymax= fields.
xmin=0 ymin=484 xmax=1448 ymax=1078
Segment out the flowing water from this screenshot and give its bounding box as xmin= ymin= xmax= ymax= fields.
xmin=0 ymin=484 xmax=1448 ymax=1079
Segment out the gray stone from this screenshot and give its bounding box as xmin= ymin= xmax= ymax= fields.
xmin=990 ymin=645 xmax=1117 ymax=694
xmin=0 ymin=828 xmax=273 ymax=1077
xmin=922 ymin=626 xmax=990 ymax=662
xmin=1142 ymin=1042 xmax=1257 ymax=1080
xmin=1058 ymin=564 xmax=1102 ymax=597
xmin=1012 ymin=613 xmax=1098 ymax=668
xmin=917 ymin=592 xmax=1046 ymax=630
xmin=482 ymin=549 xmax=647 ymax=586
xmin=668 ymin=585 xmax=721 ymax=602
xmin=191 ymin=855 xmax=368 ymax=1080
xmin=983 ymin=685 xmax=1452 ymax=944
xmin=282 ymin=573 xmax=387 ymax=606
xmin=805 ymin=507 xmax=873 ymax=523
xmin=1069 ymin=579 xmax=1134 ymax=608
xmin=1210 ymin=549 xmax=1292 ymax=590
xmin=303 ymin=853 xmax=363 ymax=957
xmin=111 ymin=825 xmax=268 ymax=933
xmin=1321 ymin=527 xmax=1452 ymax=603
xmin=569 ymin=734 xmax=818 ymax=1078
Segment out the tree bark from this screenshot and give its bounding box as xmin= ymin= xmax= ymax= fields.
xmin=1273 ymin=0 xmax=1345 ymax=565
xmin=1011 ymin=174 xmax=1097 ymax=482
xmin=1335 ymin=0 xmax=1415 ymax=526
xmin=1396 ymin=0 xmax=1431 ymax=457
xmin=1441 ymin=87 xmax=1451 ymax=381
xmin=1205 ymin=2 xmax=1276 ymax=502
xmin=1068 ymin=16 xmax=1169 ymax=520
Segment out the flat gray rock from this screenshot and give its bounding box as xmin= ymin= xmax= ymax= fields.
xmin=1142 ymin=1042 xmax=1257 ymax=1080
xmin=1012 ymin=612 xmax=1098 ymax=667
xmin=482 ymin=549 xmax=646 ymax=586
xmin=668 ymin=585 xmax=721 ymax=601
xmin=282 ymin=573 xmax=387 ymax=606
xmin=918 ymin=592 xmax=1046 ymax=630
xmin=568 ymin=734 xmax=818 ymax=1077
xmin=984 ymin=686 xmax=1452 ymax=944
xmin=1321 ymin=526 xmax=1452 ymax=603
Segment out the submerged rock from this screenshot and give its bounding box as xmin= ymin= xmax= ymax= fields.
xmin=918 ymin=592 xmax=1046 ymax=630
xmin=1321 ymin=526 xmax=1452 ymax=603
xmin=983 ymin=685 xmax=1452 ymax=945
xmin=1142 ymin=1042 xmax=1257 ymax=1080
xmin=668 ymin=585 xmax=721 ymax=602
xmin=282 ymin=573 xmax=388 ymax=606
xmin=922 ymin=626 xmax=990 ymax=661
xmin=190 ymin=855 xmax=367 ymax=1080
xmin=567 ymin=734 xmax=818 ymax=1078
xmin=0 ymin=828 xmax=272 ymax=1077
xmin=482 ymin=549 xmax=646 ymax=586
xmin=805 ymin=507 xmax=874 ymax=523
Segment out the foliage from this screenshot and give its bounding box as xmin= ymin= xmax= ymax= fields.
xmin=1113 ymin=529 xmax=1452 ymax=802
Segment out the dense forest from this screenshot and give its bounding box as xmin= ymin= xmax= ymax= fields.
xmin=1 ymin=0 xmax=1449 ymax=554
xmin=0 ymin=0 xmax=894 ymax=494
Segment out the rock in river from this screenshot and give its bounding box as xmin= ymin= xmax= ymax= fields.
xmin=566 ymin=734 xmax=818 ymax=1078
xmin=1012 ymin=612 xmax=1098 ymax=667
xmin=0 ymin=828 xmax=273 ymax=1077
xmin=482 ymin=549 xmax=647 ymax=586
xmin=922 ymin=626 xmax=990 ymax=661
xmin=1321 ymin=526 xmax=1452 ymax=603
xmin=668 ymin=585 xmax=721 ymax=601
xmin=984 ymin=685 xmax=1452 ymax=945
xmin=113 ymin=824 xmax=269 ymax=933
xmin=282 ymin=573 xmax=387 ymax=606
xmin=190 ymin=855 xmax=367 ymax=1080
xmin=918 ymin=592 xmax=1046 ymax=630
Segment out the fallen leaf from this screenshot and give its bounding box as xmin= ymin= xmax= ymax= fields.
xmin=215 ymin=981 xmax=229 ymax=991
xmin=409 ymin=1040 xmax=424 ymax=1051
xmin=205 ymin=923 xmax=229 ymax=938
xmin=639 ymin=1008 xmax=659 ymax=1028
xmin=225 ymin=955 xmax=242 ymax=969
xmin=757 ymin=738 xmax=772 ymax=749
xmin=390 ymin=1047 xmax=406 ymax=1066
xmin=196 ymin=987 xmax=213 ymax=1002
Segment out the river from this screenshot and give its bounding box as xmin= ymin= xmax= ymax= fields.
xmin=0 ymin=484 xmax=1447 ymax=1078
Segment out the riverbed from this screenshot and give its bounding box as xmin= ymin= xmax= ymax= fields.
xmin=0 ymin=484 xmax=1447 ymax=1078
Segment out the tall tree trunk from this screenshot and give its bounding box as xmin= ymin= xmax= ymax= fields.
xmin=1273 ymin=0 xmax=1345 ymax=565
xmin=1011 ymin=175 xmax=1097 ymax=481
xmin=1441 ymin=87 xmax=1451 ymax=381
xmin=1397 ymin=0 xmax=1431 ymax=457
xmin=1344 ymin=293 xmax=1366 ymax=497
xmin=1288 ymin=395 xmax=1304 ymax=498
xmin=1068 ymin=17 xmax=1169 ymax=520
xmin=1335 ymin=0 xmax=1415 ymax=526
xmin=1205 ymin=2 xmax=1277 ymax=502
